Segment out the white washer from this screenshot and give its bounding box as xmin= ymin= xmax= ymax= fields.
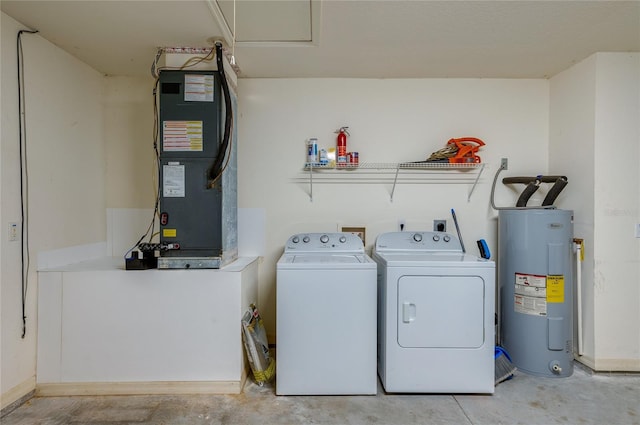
xmin=373 ymin=231 xmax=495 ymax=394
xmin=276 ymin=233 xmax=377 ymax=395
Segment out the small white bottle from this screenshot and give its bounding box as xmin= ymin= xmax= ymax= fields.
xmin=319 ymin=148 xmax=328 ymax=165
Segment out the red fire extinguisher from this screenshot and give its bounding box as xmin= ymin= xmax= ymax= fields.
xmin=335 ymin=127 xmax=350 ymax=163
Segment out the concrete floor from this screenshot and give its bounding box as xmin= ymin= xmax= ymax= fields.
xmin=2 ymin=364 xmax=639 ymax=425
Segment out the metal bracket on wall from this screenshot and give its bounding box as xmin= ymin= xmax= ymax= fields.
xmin=467 ymin=163 xmax=486 ymax=202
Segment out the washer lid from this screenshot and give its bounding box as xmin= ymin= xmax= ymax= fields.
xmin=283 ymin=254 xmax=371 ymax=264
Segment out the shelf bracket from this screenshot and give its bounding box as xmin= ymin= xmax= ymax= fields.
xmin=467 ymin=163 xmax=486 ymax=202
xmin=308 ymin=163 xmax=314 ymax=202
xmin=390 ymin=165 xmax=401 ymax=202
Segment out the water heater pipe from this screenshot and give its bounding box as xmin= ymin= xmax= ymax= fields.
xmin=574 ymin=239 xmax=584 ymax=356
xmin=490 ymin=163 xmax=564 ymax=210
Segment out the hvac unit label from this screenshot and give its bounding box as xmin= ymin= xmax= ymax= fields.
xmin=184 ymin=74 xmax=214 ymax=102
xmin=163 ymin=164 xmax=185 ymax=197
xmin=163 ymin=120 xmax=203 ymax=151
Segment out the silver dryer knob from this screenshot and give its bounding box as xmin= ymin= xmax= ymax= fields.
xmin=339 ymin=236 xmax=347 ymax=243
xmin=413 ymin=233 xmax=423 ymax=242
xmin=443 ymin=235 xmax=451 ymax=242
xmin=292 ymin=236 xmax=300 ymax=243
xmin=320 ymin=235 xmax=329 ymax=243
xmin=433 ymin=235 xmax=440 ymax=242
xmin=303 ymin=236 xmax=310 ymax=243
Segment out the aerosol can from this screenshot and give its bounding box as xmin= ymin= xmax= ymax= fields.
xmin=307 ymin=138 xmax=318 ymax=163
xmin=335 ymin=126 xmax=349 ymax=166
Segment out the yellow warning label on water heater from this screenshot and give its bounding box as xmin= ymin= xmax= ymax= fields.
xmin=163 ymin=229 xmax=177 ymax=238
xmin=546 ymin=275 xmax=564 ymax=303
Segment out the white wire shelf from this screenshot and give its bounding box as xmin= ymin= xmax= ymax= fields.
xmin=299 ymin=162 xmax=487 ymax=202
xmin=303 ymin=162 xmax=484 ymax=170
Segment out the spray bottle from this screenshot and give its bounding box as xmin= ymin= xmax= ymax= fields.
xmin=335 ymin=127 xmax=349 ymax=166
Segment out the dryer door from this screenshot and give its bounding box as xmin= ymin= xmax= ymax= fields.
xmin=397 ymin=275 xmax=485 ymax=348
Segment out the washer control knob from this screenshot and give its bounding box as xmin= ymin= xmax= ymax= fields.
xmin=303 ymin=236 xmax=310 ymax=243
xmin=320 ymin=234 xmax=329 ymax=243
xmin=413 ymin=233 xmax=423 ymax=242
xmin=433 ymin=234 xmax=440 ymax=242
xmin=339 ymin=236 xmax=347 ymax=243
xmin=443 ymin=235 xmax=451 ymax=242
xmin=292 ymin=236 xmax=300 ymax=243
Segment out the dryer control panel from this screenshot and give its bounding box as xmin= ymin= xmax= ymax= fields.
xmin=284 ymin=233 xmax=364 ymax=253
xmin=375 ymin=231 xmax=462 ymax=252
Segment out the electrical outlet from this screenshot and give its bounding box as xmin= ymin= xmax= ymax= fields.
xmin=342 ymin=226 xmax=366 ymax=245
xmin=9 ymin=222 xmax=18 ymax=241
xmin=635 ymin=223 xmax=640 ymax=238
xmin=433 ymin=220 xmax=446 ymax=232
xmin=501 ymin=157 xmax=508 ymax=170
xmin=398 ymin=219 xmax=406 ymax=231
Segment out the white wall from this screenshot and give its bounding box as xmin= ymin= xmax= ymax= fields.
xmin=550 ymin=52 xmax=640 ymax=371
xmin=237 ymin=78 xmax=550 ymax=337
xmin=549 ymin=55 xmax=598 ymax=363
xmin=1 ymin=12 xmax=106 ymax=408
xmin=104 ymin=76 xmax=156 ymax=209
xmin=592 ymin=53 xmax=639 ymax=370
xmin=103 ymin=76 xmax=157 ymax=258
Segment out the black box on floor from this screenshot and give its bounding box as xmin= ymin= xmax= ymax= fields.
xmin=125 ymin=251 xmax=158 ymax=270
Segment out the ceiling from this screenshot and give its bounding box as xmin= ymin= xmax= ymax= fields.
xmin=2 ymin=0 xmax=639 ymax=79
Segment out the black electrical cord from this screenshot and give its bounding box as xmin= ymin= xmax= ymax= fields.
xmin=124 ymin=78 xmax=161 ymax=260
xmin=208 ymin=42 xmax=233 ymax=186
xmin=17 ymin=29 xmax=38 ymax=339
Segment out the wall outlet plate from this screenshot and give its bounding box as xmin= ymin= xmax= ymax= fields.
xmin=501 ymin=157 xmax=509 ymax=170
xmin=635 ymin=223 xmax=640 ymax=238
xmin=9 ymin=222 xmax=18 ymax=241
xmin=433 ymin=220 xmax=446 ymax=232
xmin=342 ymin=226 xmax=366 ymax=245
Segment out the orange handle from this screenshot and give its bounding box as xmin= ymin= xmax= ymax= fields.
xmin=447 ymin=137 xmax=485 ymax=147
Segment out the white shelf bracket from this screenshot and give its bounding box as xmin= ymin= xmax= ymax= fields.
xmin=467 ymin=163 xmax=485 ymax=202
xmin=390 ymin=165 xmax=401 ymax=202
xmin=308 ymin=163 xmax=314 ymax=202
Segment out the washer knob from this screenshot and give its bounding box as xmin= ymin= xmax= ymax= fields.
xmin=433 ymin=234 xmax=440 ymax=242
xmin=320 ymin=234 xmax=329 ymax=243
xmin=292 ymin=236 xmax=300 ymax=243
xmin=443 ymin=235 xmax=451 ymax=242
xmin=303 ymin=236 xmax=310 ymax=243
xmin=339 ymin=236 xmax=347 ymax=243
xmin=413 ymin=233 xmax=423 ymax=242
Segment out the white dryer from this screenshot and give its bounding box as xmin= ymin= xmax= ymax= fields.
xmin=373 ymin=231 xmax=495 ymax=394
xmin=276 ymin=233 xmax=377 ymax=395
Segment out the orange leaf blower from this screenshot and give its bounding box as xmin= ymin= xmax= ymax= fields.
xmin=425 ymin=137 xmax=485 ymax=164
